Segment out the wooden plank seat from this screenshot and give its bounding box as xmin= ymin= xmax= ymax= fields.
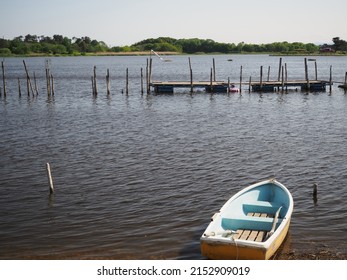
xmin=221 ymin=203 xmax=284 ymax=242
xmin=234 ymin=212 xmax=269 ymax=242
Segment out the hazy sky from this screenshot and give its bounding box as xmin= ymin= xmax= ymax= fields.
xmin=1 ymin=0 xmax=347 ymax=46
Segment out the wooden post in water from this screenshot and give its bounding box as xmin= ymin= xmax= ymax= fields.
xmin=227 ymin=77 xmax=230 ymax=94
xmin=93 ymin=66 xmax=97 ymax=95
xmin=267 ymin=66 xmax=270 ymax=82
xmin=148 ymin=58 xmax=153 ymax=93
xmin=304 ymin=58 xmax=309 ymax=91
xmin=210 ymin=68 xmax=213 ymax=93
xmin=23 ymin=60 xmax=34 ymax=96
xmin=46 ymin=163 xmax=54 ymax=194
xmin=260 ymin=66 xmax=263 ymax=91
xmin=281 ymin=65 xmax=285 ymax=92
xmin=140 ymin=68 xmax=144 ymax=95
xmin=314 ymin=61 xmax=318 ymax=80
xmin=106 ymin=69 xmax=110 ymax=95
xmin=18 ymin=78 xmax=22 ymax=97
xmin=239 ymin=65 xmax=243 ymax=93
xmin=126 ymin=68 xmax=129 ymax=95
xmin=329 ymin=65 xmax=332 ymax=93
xmin=188 ymin=57 xmax=193 ymax=93
xmin=1 ymin=61 xmax=6 ymax=97
xmin=285 ymin=63 xmax=288 ymax=91
xmin=33 ymin=72 xmax=39 ymax=95
xmin=146 ymin=59 xmax=149 ymax=94
xmin=249 ymin=76 xmax=252 ymax=92
xmin=278 ymin=58 xmax=282 ymax=81
xmin=50 ymin=74 xmax=54 ymax=95
xmin=212 ymin=58 xmax=216 ymax=82
xmin=46 ymin=69 xmax=51 ymax=96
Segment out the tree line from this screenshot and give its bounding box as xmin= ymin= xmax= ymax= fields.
xmin=0 ymin=35 xmax=108 ymax=56
xmin=1 ymin=34 xmax=346 ymax=56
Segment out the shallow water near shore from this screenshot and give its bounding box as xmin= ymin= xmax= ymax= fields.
xmin=1 ymin=55 xmax=347 ymax=259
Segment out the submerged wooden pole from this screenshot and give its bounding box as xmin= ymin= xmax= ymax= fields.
xmin=1 ymin=61 xmax=6 ymax=97
xmin=46 ymin=163 xmax=54 ymax=194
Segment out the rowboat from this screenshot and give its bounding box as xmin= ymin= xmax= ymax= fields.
xmin=200 ymin=179 xmax=294 ymax=260
xmin=229 ymin=85 xmax=240 ymax=93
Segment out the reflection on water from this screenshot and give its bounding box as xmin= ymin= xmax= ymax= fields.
xmin=1 ymin=55 xmax=347 ymax=259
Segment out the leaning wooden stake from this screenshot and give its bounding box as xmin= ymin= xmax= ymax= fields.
xmin=23 ymin=60 xmax=35 ymax=96
xmin=33 ymin=72 xmax=39 ymax=95
xmin=46 ymin=163 xmax=54 ymax=194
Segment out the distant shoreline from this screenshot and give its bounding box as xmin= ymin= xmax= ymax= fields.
xmin=2 ymin=52 xmax=347 ymax=58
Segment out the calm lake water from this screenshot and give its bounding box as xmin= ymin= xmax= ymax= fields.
xmin=1 ymin=54 xmax=347 ymax=259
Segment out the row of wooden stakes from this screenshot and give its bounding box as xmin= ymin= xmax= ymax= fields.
xmin=91 ymin=58 xmax=153 ymax=96
xmin=1 ymin=59 xmax=54 ymax=97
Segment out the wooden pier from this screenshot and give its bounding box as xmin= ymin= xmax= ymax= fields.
xmin=148 ymin=56 xmax=335 ymax=94
xmin=150 ymin=79 xmax=332 ymax=93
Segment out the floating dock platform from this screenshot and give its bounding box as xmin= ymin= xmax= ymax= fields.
xmin=150 ymin=80 xmax=332 ymax=93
